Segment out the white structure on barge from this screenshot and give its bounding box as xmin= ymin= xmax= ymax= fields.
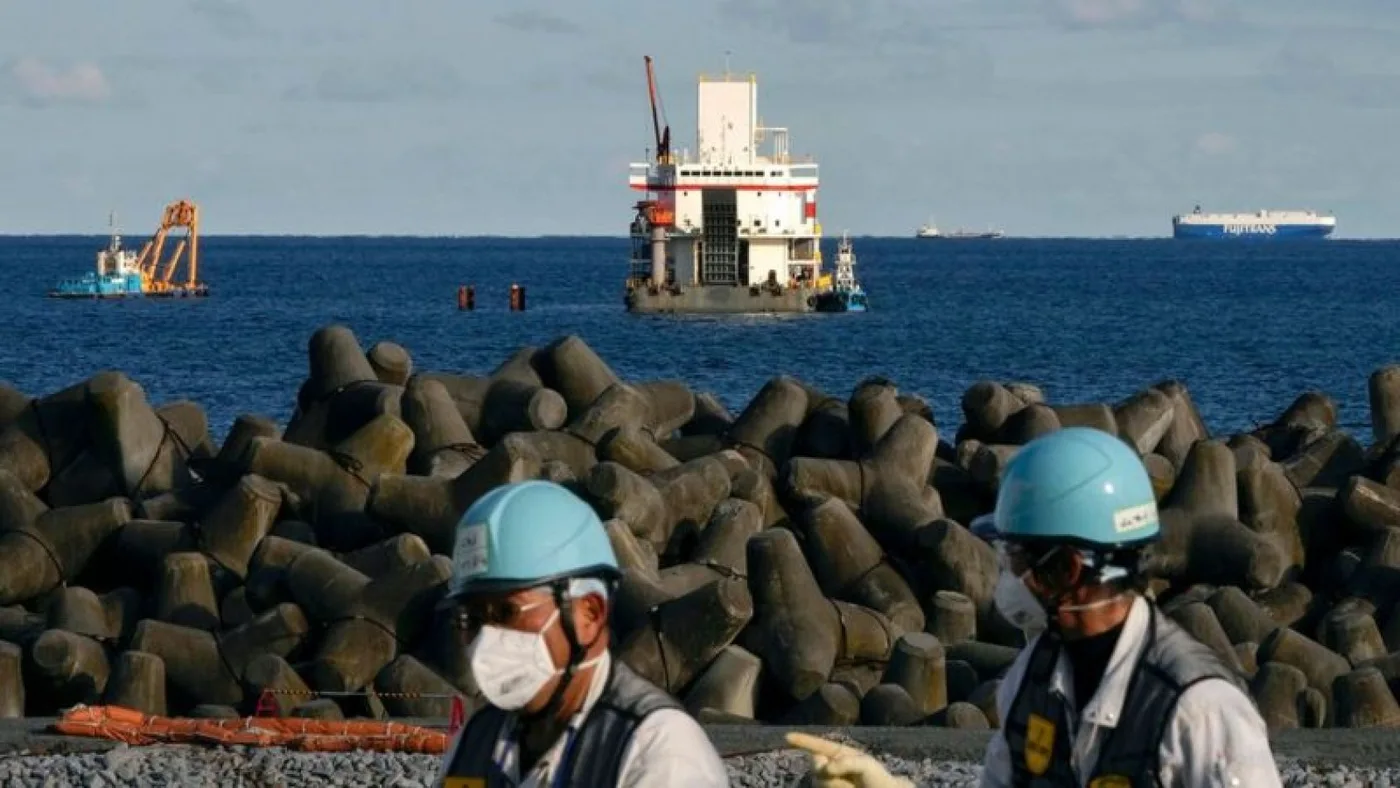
xmin=625 ymin=56 xmax=830 ymax=313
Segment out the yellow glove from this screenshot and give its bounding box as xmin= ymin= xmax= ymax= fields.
xmin=786 ymin=732 xmax=917 ymax=788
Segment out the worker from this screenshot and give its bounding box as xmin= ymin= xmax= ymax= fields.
xmin=434 ymin=479 xmax=729 ymax=788
xmin=788 ymin=427 xmax=1283 ymax=788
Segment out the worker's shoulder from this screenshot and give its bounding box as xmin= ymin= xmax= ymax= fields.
xmin=1148 ymin=611 xmax=1249 ymax=688
xmin=1173 ymin=676 xmax=1261 ymax=717
xmin=628 ymin=706 xmax=718 ymax=751
xmin=1166 ymin=678 xmax=1280 ymax=783
xmin=620 ymin=708 xmax=729 ymax=787
xmin=994 ymin=634 xmax=1040 ymax=700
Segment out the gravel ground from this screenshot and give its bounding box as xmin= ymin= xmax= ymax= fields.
xmin=6 ymin=723 xmax=1400 ymax=786
xmin=2 ymin=745 xmax=1400 ymax=787
xmin=0 ymin=746 xmax=443 ymax=787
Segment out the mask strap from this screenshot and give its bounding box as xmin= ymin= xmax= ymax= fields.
xmin=1058 ymin=594 xmax=1126 ymax=614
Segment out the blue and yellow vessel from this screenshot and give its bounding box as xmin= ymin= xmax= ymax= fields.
xmin=48 ymin=201 xmax=209 ymax=299
xmin=813 ymin=232 xmax=868 ymax=313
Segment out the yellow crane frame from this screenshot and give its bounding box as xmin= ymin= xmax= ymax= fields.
xmin=134 ymin=200 xmax=201 ymax=294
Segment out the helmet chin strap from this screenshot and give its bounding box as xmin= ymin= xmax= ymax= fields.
xmin=524 ymin=580 xmax=591 ymax=723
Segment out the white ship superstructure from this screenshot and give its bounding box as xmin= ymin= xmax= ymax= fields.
xmin=626 ymin=57 xmax=826 ymax=312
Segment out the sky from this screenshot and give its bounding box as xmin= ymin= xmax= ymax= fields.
xmin=1 ymin=0 xmax=1397 ymax=238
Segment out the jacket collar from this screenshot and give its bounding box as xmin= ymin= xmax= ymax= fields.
xmin=1049 ymin=594 xmax=1151 ymax=728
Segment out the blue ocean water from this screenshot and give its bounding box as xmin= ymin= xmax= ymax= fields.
xmin=3 ymin=235 xmax=1398 ymax=445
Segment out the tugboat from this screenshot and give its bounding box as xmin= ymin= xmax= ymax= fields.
xmin=47 ymin=212 xmax=147 ymax=299
xmin=813 ymin=232 xmax=868 ymax=313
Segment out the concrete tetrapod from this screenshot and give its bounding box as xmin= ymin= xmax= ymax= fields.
xmin=277 ymin=544 xmax=453 ymax=693
xmin=0 ymin=495 xmax=131 ymax=606
xmin=46 ymin=585 xmax=139 ymax=645
xmin=683 ymin=645 xmax=763 ymax=720
xmin=400 ymin=377 xmax=484 ymax=479
xmin=103 ymin=650 xmax=167 ymax=716
xmin=155 ymin=552 xmax=221 ymax=631
xmin=15 ymin=324 xmax=1400 ymax=727
xmin=0 ymin=379 xmax=91 ymax=492
xmin=281 ymin=325 xmax=395 ymax=451
xmin=308 ymin=555 xmax=453 ymax=694
xmin=367 ymin=341 xmax=413 ymax=387
xmin=241 ymin=413 xmax=415 ymax=550
xmin=798 ymin=496 xmax=925 ymax=633
xmin=85 ymin=371 xmax=196 ymax=502
xmin=423 ymin=348 xmax=567 ymax=447
xmin=128 ymin=602 xmax=311 ymax=708
xmin=744 ymin=528 xmax=841 ymax=701
xmin=375 ymin=653 xmax=469 ymax=719
xmin=241 ymin=652 xmax=315 ymax=717
xmin=1147 ymin=439 xmax=1288 ymax=589
xmin=0 ymin=640 xmax=23 ymax=717
xmin=0 ymin=382 xmax=28 ymax=429
xmin=367 ymin=434 xmax=542 ymax=555
xmin=29 ymin=628 xmax=112 ymax=708
xmin=586 ymin=457 xmax=734 ymax=560
xmin=616 ymin=576 xmax=753 ymax=694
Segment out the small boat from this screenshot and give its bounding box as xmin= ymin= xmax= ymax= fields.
xmin=814 ymin=232 xmax=868 ymax=313
xmin=47 ymin=213 xmax=147 ymax=299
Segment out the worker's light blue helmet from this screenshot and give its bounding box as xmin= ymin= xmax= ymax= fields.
xmin=971 ymin=427 xmax=1160 ymax=555
xmin=446 ymin=480 xmax=619 ymax=600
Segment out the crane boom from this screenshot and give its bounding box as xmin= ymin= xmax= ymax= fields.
xmin=133 ymin=199 xmax=205 ymax=296
xmin=643 ymin=55 xmax=670 ymax=162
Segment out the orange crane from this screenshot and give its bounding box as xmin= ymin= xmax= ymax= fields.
xmin=644 ymin=55 xmax=671 ymax=164
xmin=134 ymin=199 xmax=208 ymax=297
xmin=638 ymin=56 xmax=675 ymax=229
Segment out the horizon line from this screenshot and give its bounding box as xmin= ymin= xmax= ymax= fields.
xmin=0 ymin=232 xmax=1396 ymax=241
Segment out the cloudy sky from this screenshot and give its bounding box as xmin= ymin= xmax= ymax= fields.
xmin=1 ymin=1 xmax=1396 ymax=237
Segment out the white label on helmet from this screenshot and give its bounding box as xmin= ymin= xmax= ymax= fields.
xmin=454 ymin=523 xmax=489 ymax=577
xmin=1113 ymin=502 xmax=1157 ymax=533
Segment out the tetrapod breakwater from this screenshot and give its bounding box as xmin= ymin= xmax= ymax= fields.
xmin=5 ymin=323 xmax=1400 ymax=740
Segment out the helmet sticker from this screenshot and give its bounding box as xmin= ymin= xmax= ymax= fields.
xmin=454 ymin=523 xmax=489 ymax=577
xmin=1112 ymin=502 xmax=1157 ymax=533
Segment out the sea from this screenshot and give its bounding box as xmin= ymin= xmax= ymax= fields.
xmin=3 ymin=235 xmax=1399 ymax=446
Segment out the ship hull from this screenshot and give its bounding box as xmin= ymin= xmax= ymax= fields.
xmin=46 ymin=273 xmax=146 ymax=299
xmin=917 ymin=233 xmax=1002 ymax=240
xmin=814 ymin=290 xmax=867 ymax=313
xmin=625 ymin=284 xmax=819 ymax=314
xmin=1172 ymin=222 xmax=1334 ymax=240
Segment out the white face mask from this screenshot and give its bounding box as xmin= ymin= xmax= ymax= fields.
xmin=994 ymin=570 xmax=1048 ymax=638
xmin=467 ymin=604 xmax=605 ymax=711
xmin=468 ymin=605 xmax=562 ymax=710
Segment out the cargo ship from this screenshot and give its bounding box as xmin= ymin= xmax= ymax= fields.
xmin=915 ymin=220 xmax=1004 ymax=240
xmin=1171 ymin=205 xmax=1336 ymax=239
xmin=625 ymin=56 xmax=829 ymax=314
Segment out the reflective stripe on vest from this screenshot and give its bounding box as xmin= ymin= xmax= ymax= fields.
xmin=1003 ymin=603 xmax=1248 ymax=788
xmin=441 ymin=660 xmax=681 ymax=787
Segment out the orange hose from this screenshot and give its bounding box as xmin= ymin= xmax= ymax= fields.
xmin=50 ymin=705 xmax=450 ymax=754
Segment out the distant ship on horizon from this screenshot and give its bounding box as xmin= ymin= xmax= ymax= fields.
xmin=915 ymin=218 xmax=1004 ymax=240
xmin=1172 ymin=205 xmax=1335 ymax=240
